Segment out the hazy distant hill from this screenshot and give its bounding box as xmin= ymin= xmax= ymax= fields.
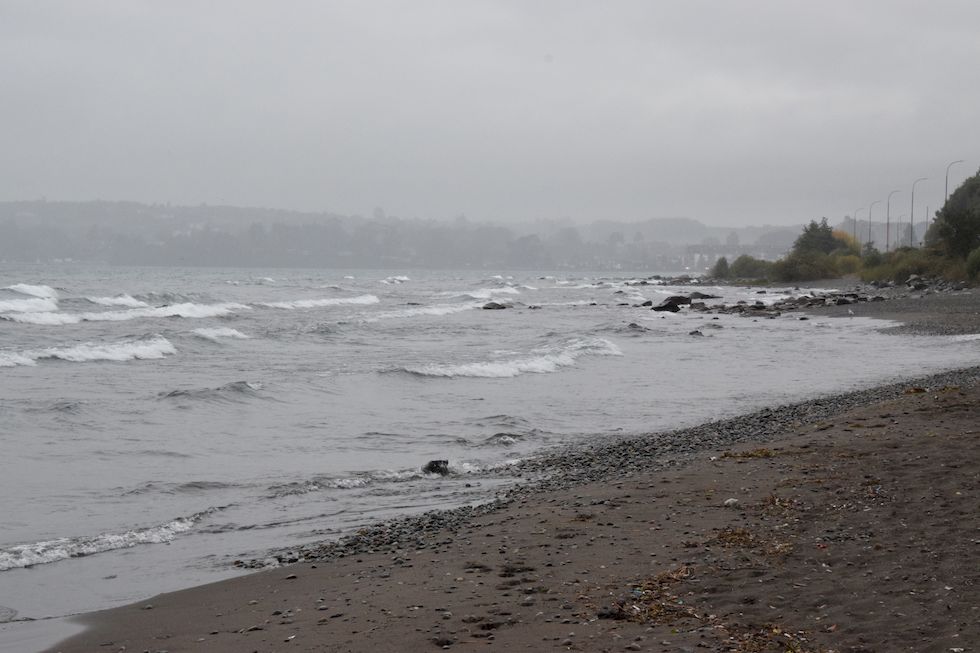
xmin=0 ymin=200 xmax=797 ymax=271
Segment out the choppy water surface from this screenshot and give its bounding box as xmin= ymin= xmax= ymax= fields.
xmin=1 ymin=264 xmax=978 ymax=620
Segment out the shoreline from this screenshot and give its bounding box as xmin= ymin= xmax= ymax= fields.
xmin=38 ymin=364 xmax=980 ymax=653
xmin=20 ymin=288 xmax=980 ymax=652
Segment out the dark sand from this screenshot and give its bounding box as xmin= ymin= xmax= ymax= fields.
xmin=43 ymin=289 xmax=980 ymax=653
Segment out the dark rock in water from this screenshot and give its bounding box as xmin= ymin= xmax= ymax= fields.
xmin=663 ymin=295 xmax=692 ymax=305
xmin=688 ymin=291 xmax=721 ymax=300
xmin=423 ymin=460 xmax=450 ymax=476
xmin=627 ymin=322 xmax=647 ymax=330
xmin=689 ymin=329 xmax=704 ymax=336
xmin=640 ymin=300 xmax=653 ymax=307
xmin=652 ymin=298 xmax=683 ymax=312
xmin=482 ymin=302 xmax=507 ymax=310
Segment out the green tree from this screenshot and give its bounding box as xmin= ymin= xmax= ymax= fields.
xmin=710 ymin=256 xmax=730 ymax=278
xmin=793 ymin=218 xmax=837 ymax=255
xmin=932 ymin=169 xmax=980 ymax=258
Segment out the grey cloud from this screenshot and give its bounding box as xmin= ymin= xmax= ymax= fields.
xmin=2 ymin=0 xmax=978 ymax=226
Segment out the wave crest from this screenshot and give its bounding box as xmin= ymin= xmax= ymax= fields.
xmin=2 ymin=302 xmax=249 ymax=325
xmin=1 ymin=336 xmax=176 ymax=367
xmin=0 ymin=297 xmax=59 ymax=313
xmin=0 ymin=508 xmax=220 ymax=571
xmin=86 ymin=294 xmax=149 ymax=308
xmin=397 ymin=337 xmax=622 ymax=378
xmin=193 ymin=327 xmax=250 ymax=341
xmin=5 ymin=283 xmax=58 ymax=299
xmin=261 ymin=295 xmax=380 ymax=309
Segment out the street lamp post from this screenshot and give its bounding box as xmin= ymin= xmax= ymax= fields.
xmin=867 ymin=200 xmax=881 ymax=250
xmin=886 ymin=190 xmax=900 ymax=252
xmin=910 ymin=178 xmax=927 ymax=248
xmin=853 ymin=207 xmax=864 ymax=246
xmin=945 ymin=160 xmax=965 ymax=203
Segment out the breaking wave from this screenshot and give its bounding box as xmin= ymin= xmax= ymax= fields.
xmin=193 ymin=327 xmax=250 ymax=341
xmin=2 ymin=302 xmax=249 ymax=325
xmin=0 ymin=297 xmax=59 ymax=313
xmin=0 ymin=508 xmax=221 ymax=571
xmin=395 ymin=337 xmax=623 ymax=378
xmin=86 ymin=294 xmax=149 ymax=308
xmin=449 ymin=287 xmax=521 ymax=301
xmin=368 ymin=301 xmax=482 ymax=321
xmin=379 ymin=275 xmax=410 ymax=285
xmin=260 ymin=295 xmax=380 ymax=309
xmin=1 ymin=336 xmax=176 ymax=367
xmin=5 ymin=283 xmax=58 ymax=299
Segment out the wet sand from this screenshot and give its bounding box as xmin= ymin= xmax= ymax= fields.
xmin=39 ymin=288 xmax=980 ymax=652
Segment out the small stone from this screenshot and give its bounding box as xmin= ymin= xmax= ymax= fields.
xmin=723 ymin=498 xmax=739 ymax=507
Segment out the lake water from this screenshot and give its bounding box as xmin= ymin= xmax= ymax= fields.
xmin=2 ymin=264 xmax=978 ymax=623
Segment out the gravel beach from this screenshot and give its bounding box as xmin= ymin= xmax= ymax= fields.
xmin=42 ymin=287 xmax=980 ymax=653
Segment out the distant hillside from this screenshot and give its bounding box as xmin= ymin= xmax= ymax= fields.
xmin=0 ymin=200 xmax=797 ymax=271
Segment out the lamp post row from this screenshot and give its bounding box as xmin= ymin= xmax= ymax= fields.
xmin=857 ymin=159 xmax=966 ymax=252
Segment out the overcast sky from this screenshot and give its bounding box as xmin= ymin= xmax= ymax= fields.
xmin=2 ymin=1 xmax=978 ymax=227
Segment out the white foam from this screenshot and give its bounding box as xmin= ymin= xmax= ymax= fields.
xmin=0 ymin=351 xmax=37 ymax=367
xmin=5 ymin=283 xmax=58 ymax=299
xmin=403 ymin=337 xmax=622 ymax=378
xmin=379 ymin=275 xmax=410 ymax=285
xmin=86 ymin=294 xmax=149 ymax=308
xmin=0 ymin=510 xmax=213 ymax=571
xmin=1 ymin=336 xmax=176 ymax=367
xmin=193 ymin=327 xmax=250 ymax=340
xmin=369 ymin=301 xmax=482 ymax=321
xmin=2 ymin=302 xmax=249 ymax=325
xmin=0 ymin=297 xmax=59 ymax=313
xmin=454 ymin=287 xmax=521 ymax=301
xmin=261 ymin=295 xmax=380 ymax=309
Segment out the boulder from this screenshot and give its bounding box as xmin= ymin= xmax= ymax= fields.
xmin=423 ymin=460 xmax=450 ymax=476
xmin=482 ymin=302 xmax=508 ymax=310
xmin=651 ymin=299 xmax=682 ymax=312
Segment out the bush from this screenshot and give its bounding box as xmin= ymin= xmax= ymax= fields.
xmin=770 ymin=251 xmax=837 ymax=282
xmin=968 ymin=246 xmax=980 ymax=280
xmin=834 ymin=254 xmax=861 ymax=275
xmin=729 ymin=254 xmax=773 ymax=279
xmin=860 ymin=248 xmax=936 ymax=283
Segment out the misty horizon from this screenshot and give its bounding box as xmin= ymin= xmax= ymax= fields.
xmin=2 ymin=2 xmax=977 ymax=228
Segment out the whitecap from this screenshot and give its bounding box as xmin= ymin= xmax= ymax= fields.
xmin=5 ymin=283 xmax=58 ymax=299
xmin=0 ymin=508 xmax=218 ymax=571
xmin=1 ymin=336 xmax=176 ymax=367
xmin=379 ymin=275 xmax=410 ymax=285
xmin=451 ymin=287 xmax=521 ymax=301
xmin=3 ymin=302 xmax=249 ymax=325
xmin=368 ymin=301 xmax=482 ymax=321
xmin=400 ymin=337 xmax=622 ymax=378
xmin=260 ymin=295 xmax=380 ymax=309
xmin=86 ymin=294 xmax=149 ymax=308
xmin=193 ymin=327 xmax=250 ymax=340
xmin=0 ymin=297 xmax=59 ymax=313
